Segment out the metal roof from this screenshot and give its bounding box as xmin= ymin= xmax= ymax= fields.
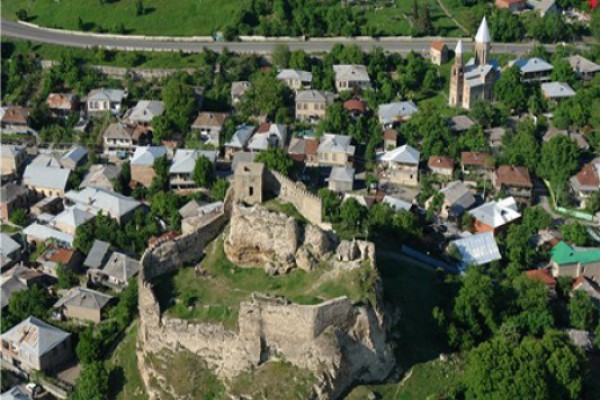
xmin=550 ymin=241 xmax=600 ymax=266
xmin=328 ymin=167 xmax=355 ymax=183
xmin=277 ymin=69 xmax=313 ymax=82
xmin=318 ymin=134 xmax=355 ymax=155
xmin=23 ymin=165 xmax=70 ymax=191
xmin=0 ymin=233 xmax=21 ymax=257
xmin=64 ymin=188 xmax=141 ymax=220
xmin=0 ymin=316 xmax=71 ymax=358
xmin=452 ymin=232 xmax=501 ymax=271
xmin=381 ymin=144 xmax=420 ymax=165
xmin=378 ymin=101 xmax=418 ymax=125
xmin=84 ymin=240 xmax=111 ymax=269
xmin=54 ymin=287 xmax=113 ymax=311
xmin=169 ymin=149 xmax=217 ymax=174
xmin=333 ymin=64 xmax=371 ymax=82
xmin=468 ymin=197 xmax=521 ymax=228
xmin=131 ymin=146 xmax=167 ymax=166
xmin=382 ymin=195 xmax=412 ymax=211
xmin=226 ymin=124 xmax=256 ymax=148
xmin=124 ymin=100 xmax=164 ymax=123
xmin=475 ymin=16 xmax=491 ymax=43
xmin=541 ymin=82 xmax=576 ymax=99
xmin=510 ymin=57 xmax=553 ymax=74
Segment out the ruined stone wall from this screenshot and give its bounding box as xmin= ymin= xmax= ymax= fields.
xmin=266 ymin=170 xmax=323 ymax=225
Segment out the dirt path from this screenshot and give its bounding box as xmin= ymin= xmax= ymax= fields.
xmin=434 ymin=0 xmax=469 ymax=35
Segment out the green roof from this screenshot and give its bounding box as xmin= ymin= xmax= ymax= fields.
xmin=550 ymin=241 xmax=600 ymax=266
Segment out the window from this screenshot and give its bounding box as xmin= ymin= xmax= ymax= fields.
xmin=249 ymin=186 xmax=254 ymax=196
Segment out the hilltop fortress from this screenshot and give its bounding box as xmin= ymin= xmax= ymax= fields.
xmin=136 ymin=163 xmax=396 ymax=399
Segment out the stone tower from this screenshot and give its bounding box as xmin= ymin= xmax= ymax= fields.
xmin=474 ymin=16 xmax=491 ymax=66
xmin=448 ymin=40 xmax=464 ymax=107
xmin=233 ymin=162 xmax=265 ymax=205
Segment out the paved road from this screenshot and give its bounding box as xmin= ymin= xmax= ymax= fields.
xmin=2 ymin=19 xmax=563 ymax=55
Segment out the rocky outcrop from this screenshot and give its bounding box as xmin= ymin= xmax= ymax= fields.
xmin=224 ymin=204 xmax=334 ymax=274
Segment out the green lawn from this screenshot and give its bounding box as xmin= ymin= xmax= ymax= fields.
xmin=107 ymin=322 xmax=148 ymax=400
xmin=2 ymin=0 xmax=465 ymax=37
xmin=152 ymin=236 xmax=377 ymax=329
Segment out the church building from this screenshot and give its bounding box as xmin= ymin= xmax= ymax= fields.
xmin=449 ymin=17 xmax=499 ymax=109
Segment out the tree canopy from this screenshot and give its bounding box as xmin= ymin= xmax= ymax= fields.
xmin=256 ymin=147 xmax=294 ymax=176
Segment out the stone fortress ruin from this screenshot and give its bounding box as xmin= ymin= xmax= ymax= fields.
xmin=137 ymin=162 xmax=396 ymax=399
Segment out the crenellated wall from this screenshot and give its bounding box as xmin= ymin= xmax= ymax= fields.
xmin=266 ymin=169 xmax=323 ymax=226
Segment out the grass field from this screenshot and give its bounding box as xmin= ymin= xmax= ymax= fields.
xmin=107 ymin=323 xmax=148 ymax=400
xmin=152 ymin=236 xmax=377 ymax=329
xmin=2 ymin=0 xmax=466 ymax=37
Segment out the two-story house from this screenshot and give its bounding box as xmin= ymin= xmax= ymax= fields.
xmin=224 ymin=125 xmax=256 ymax=160
xmin=276 ymin=69 xmax=312 ymax=91
xmin=317 ymin=134 xmax=355 ymax=167
xmin=509 ymin=57 xmax=553 ymax=82
xmin=0 ymin=145 xmax=26 ymax=180
xmin=46 ymin=93 xmax=80 ymax=117
xmin=377 ymin=101 xmax=418 ymax=128
xmin=130 ymin=146 xmax=167 ymax=187
xmin=190 ymin=111 xmax=229 ymax=146
xmin=566 ymin=55 xmax=600 ymax=82
xmin=86 ymin=88 xmax=126 ymax=115
xmin=123 ymin=100 xmax=165 ymax=126
xmin=333 ymin=65 xmax=371 ymax=92
xmin=102 ymin=122 xmax=140 ymax=160
xmin=570 ymin=162 xmax=600 ymax=209
xmin=295 ymin=90 xmax=335 ymax=123
xmin=169 ymin=149 xmax=218 ymax=191
xmin=380 ymin=144 xmax=420 ymax=186
xmin=247 ymin=123 xmax=288 ymax=152
xmin=493 ymin=165 xmax=533 ymax=203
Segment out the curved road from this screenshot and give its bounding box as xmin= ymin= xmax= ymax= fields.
xmin=2 ymin=19 xmax=560 ymax=55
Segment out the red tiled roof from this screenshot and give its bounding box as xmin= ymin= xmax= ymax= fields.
xmin=574 ymin=163 xmax=600 ymax=187
xmin=304 ymin=139 xmax=319 ymax=155
xmin=48 ymin=248 xmax=74 ymax=264
xmin=383 ymin=129 xmax=398 ymax=141
xmin=1 ymin=106 xmax=31 ymax=125
xmin=256 ymin=122 xmax=271 ymax=134
xmin=495 ymin=165 xmax=533 ymax=188
xmin=428 ymin=156 xmax=455 ymax=170
xmin=430 ymin=40 xmax=446 ymax=52
xmin=461 ymin=152 xmax=492 ymax=168
xmin=343 ymin=99 xmax=366 ymax=113
xmin=525 ymin=269 xmax=556 ymax=286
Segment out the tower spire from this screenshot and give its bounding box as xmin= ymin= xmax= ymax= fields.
xmin=474 ymin=16 xmax=491 ymax=65
xmin=475 ymin=16 xmax=491 ymax=44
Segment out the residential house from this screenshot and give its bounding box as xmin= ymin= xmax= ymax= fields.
xmin=231 ymin=81 xmax=251 ymax=106
xmin=53 ymin=287 xmax=114 ymax=323
xmin=51 ymin=206 xmax=95 ymax=235
xmin=79 ymin=164 xmax=121 ymax=192
xmin=64 ymin=187 xmax=142 ymax=225
xmin=191 ymin=112 xmax=229 ymax=146
xmin=30 ymin=154 xmax=63 ymax=169
xmin=328 ymin=167 xmax=355 ymax=192
xmin=566 ymin=55 xmax=600 ymax=81
xmin=380 ymin=145 xmax=420 ymax=186
xmin=1 ymin=265 xmax=46 ymax=309
xmin=468 ymin=197 xmax=521 ymax=233
xmin=430 ymin=40 xmax=449 ymax=65
xmin=88 ymin=251 xmax=141 ymax=291
xmin=276 ymin=69 xmax=312 ymax=91
xmin=526 ymin=0 xmax=557 ymax=16
xmin=0 ymin=144 xmax=26 ymax=179
xmin=343 ymin=193 xmax=374 ymax=209
xmin=169 ymin=149 xmax=218 ymax=191
xmin=288 ymin=136 xmax=319 ymax=166
xmin=524 ymin=269 xmax=557 ymax=292
xmin=541 ymin=82 xmax=576 ymax=102
xmin=0 ymin=106 xmax=32 ymax=132
xmin=550 ymin=241 xmax=600 ymax=281
xmin=493 ymin=165 xmax=533 ymax=203
xmin=37 ymin=247 xmax=83 ymax=277
xmin=449 ymin=23 xmax=500 ymax=110
xmin=428 ymin=156 xmax=455 ymax=178
xmin=378 ymin=101 xmax=418 ymax=128
xmin=29 ymin=196 xmax=63 ymax=217
xmin=23 ymin=165 xmax=70 ymax=198
xmin=382 ymin=195 xmax=413 ymax=212
xmin=0 ymin=316 xmax=72 ymax=373
xmin=225 ymin=125 xmax=256 ymax=159
xmin=344 ymin=99 xmax=367 ymax=118
xmin=0 ymin=183 xmax=29 ymax=221
xmin=130 ymin=146 xmax=167 ymax=187
xmin=83 ymin=240 xmax=111 ymax=270
xmin=22 ymin=224 xmax=73 ymax=247
xmin=461 ymin=151 xmax=493 ymax=178
xmin=0 ymin=233 xmax=22 ymax=272
xmin=572 ymin=275 xmax=600 ymax=305
xmin=60 ymin=146 xmax=88 ymax=170
xmin=86 ymin=88 xmax=125 ymax=115
xmin=570 ymin=162 xmax=599 ymax=208
xmin=248 ymin=123 xmax=288 ymax=152
xmin=123 ymin=100 xmax=165 ymax=125
xmin=487 ymin=127 xmax=506 ymax=153
xmin=509 ymin=57 xmax=553 ymax=82
xmin=495 ymin=0 xmax=527 ymax=11
xmin=46 ymin=93 xmax=79 ymax=117
xmin=317 ymin=134 xmax=356 ymax=167
xmin=2 ymin=385 xmax=34 ymax=400
xmin=543 ymin=126 xmax=589 ymax=150
xmin=102 ymin=122 xmax=137 ymax=160
xmin=448 ymin=115 xmax=476 ymax=133
xmin=383 ymin=129 xmax=398 ymax=150
xmin=427 ymin=180 xmax=476 ymax=219
xmin=333 ymin=65 xmax=371 ymax=92
xmin=295 ymin=90 xmax=335 ymax=123
xmin=451 ymin=232 xmax=502 ymax=272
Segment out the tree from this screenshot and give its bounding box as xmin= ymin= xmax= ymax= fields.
xmin=318 ymin=188 xmax=342 ymax=223
xmin=470 ymin=100 xmax=500 ymax=128
xmin=76 ymin=327 xmax=102 ymax=364
xmin=211 ymin=178 xmax=230 ymax=201
xmin=240 ymin=72 xmax=286 ymax=118
xmin=162 ymin=74 xmax=197 ymax=133
xmin=72 ymin=362 xmax=109 ymax=400
xmin=151 ymin=116 xmax=172 ymax=144
xmin=560 ymin=222 xmax=589 ymax=246
xmin=568 ymin=291 xmax=598 ymax=331
xmin=538 ymin=136 xmax=579 ymax=205
xmin=495 ymin=66 xmax=528 ymax=112
xmin=340 ymin=198 xmax=368 ymax=233
xmin=149 ymin=155 xmax=169 ymax=193
xmin=489 ymin=9 xmax=525 ymax=42
xmin=192 ymin=155 xmax=215 ymax=188
xmin=56 ymin=264 xmax=79 ymax=289
xmin=318 ymin=102 xmax=351 ymax=135
xmin=464 ymin=331 xmax=586 ymax=400
xmin=8 ymin=286 xmax=54 ymax=322
xmin=592 ymin=9 xmax=600 ymax=41
xmin=272 ymin=44 xmax=291 ymax=68
xmin=9 ymin=209 xmax=28 ymax=226
xmin=501 ymin=118 xmax=540 ymax=170
xmin=255 ymin=147 xmax=293 ymax=176
xmin=136 ymin=0 xmax=144 ymax=16
xmin=550 ymin=59 xmax=577 ymax=87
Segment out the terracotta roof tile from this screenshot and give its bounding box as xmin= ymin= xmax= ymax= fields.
xmin=48 ymin=248 xmax=74 ymax=265
xmin=495 ymin=165 xmax=533 ymax=188
xmin=430 ymin=40 xmax=446 ymax=52
xmin=525 ymin=269 xmax=556 ymax=286
xmin=428 ymin=156 xmax=455 ymax=170
xmin=461 ymin=152 xmax=493 ymax=168
xmin=1 ymin=107 xmax=31 ymax=125
xmin=574 ymin=163 xmax=600 ymax=187
xmin=383 ymin=129 xmax=398 ymax=141
xmin=304 ymin=139 xmax=319 ymax=155
xmin=343 ymin=99 xmax=366 ymax=113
